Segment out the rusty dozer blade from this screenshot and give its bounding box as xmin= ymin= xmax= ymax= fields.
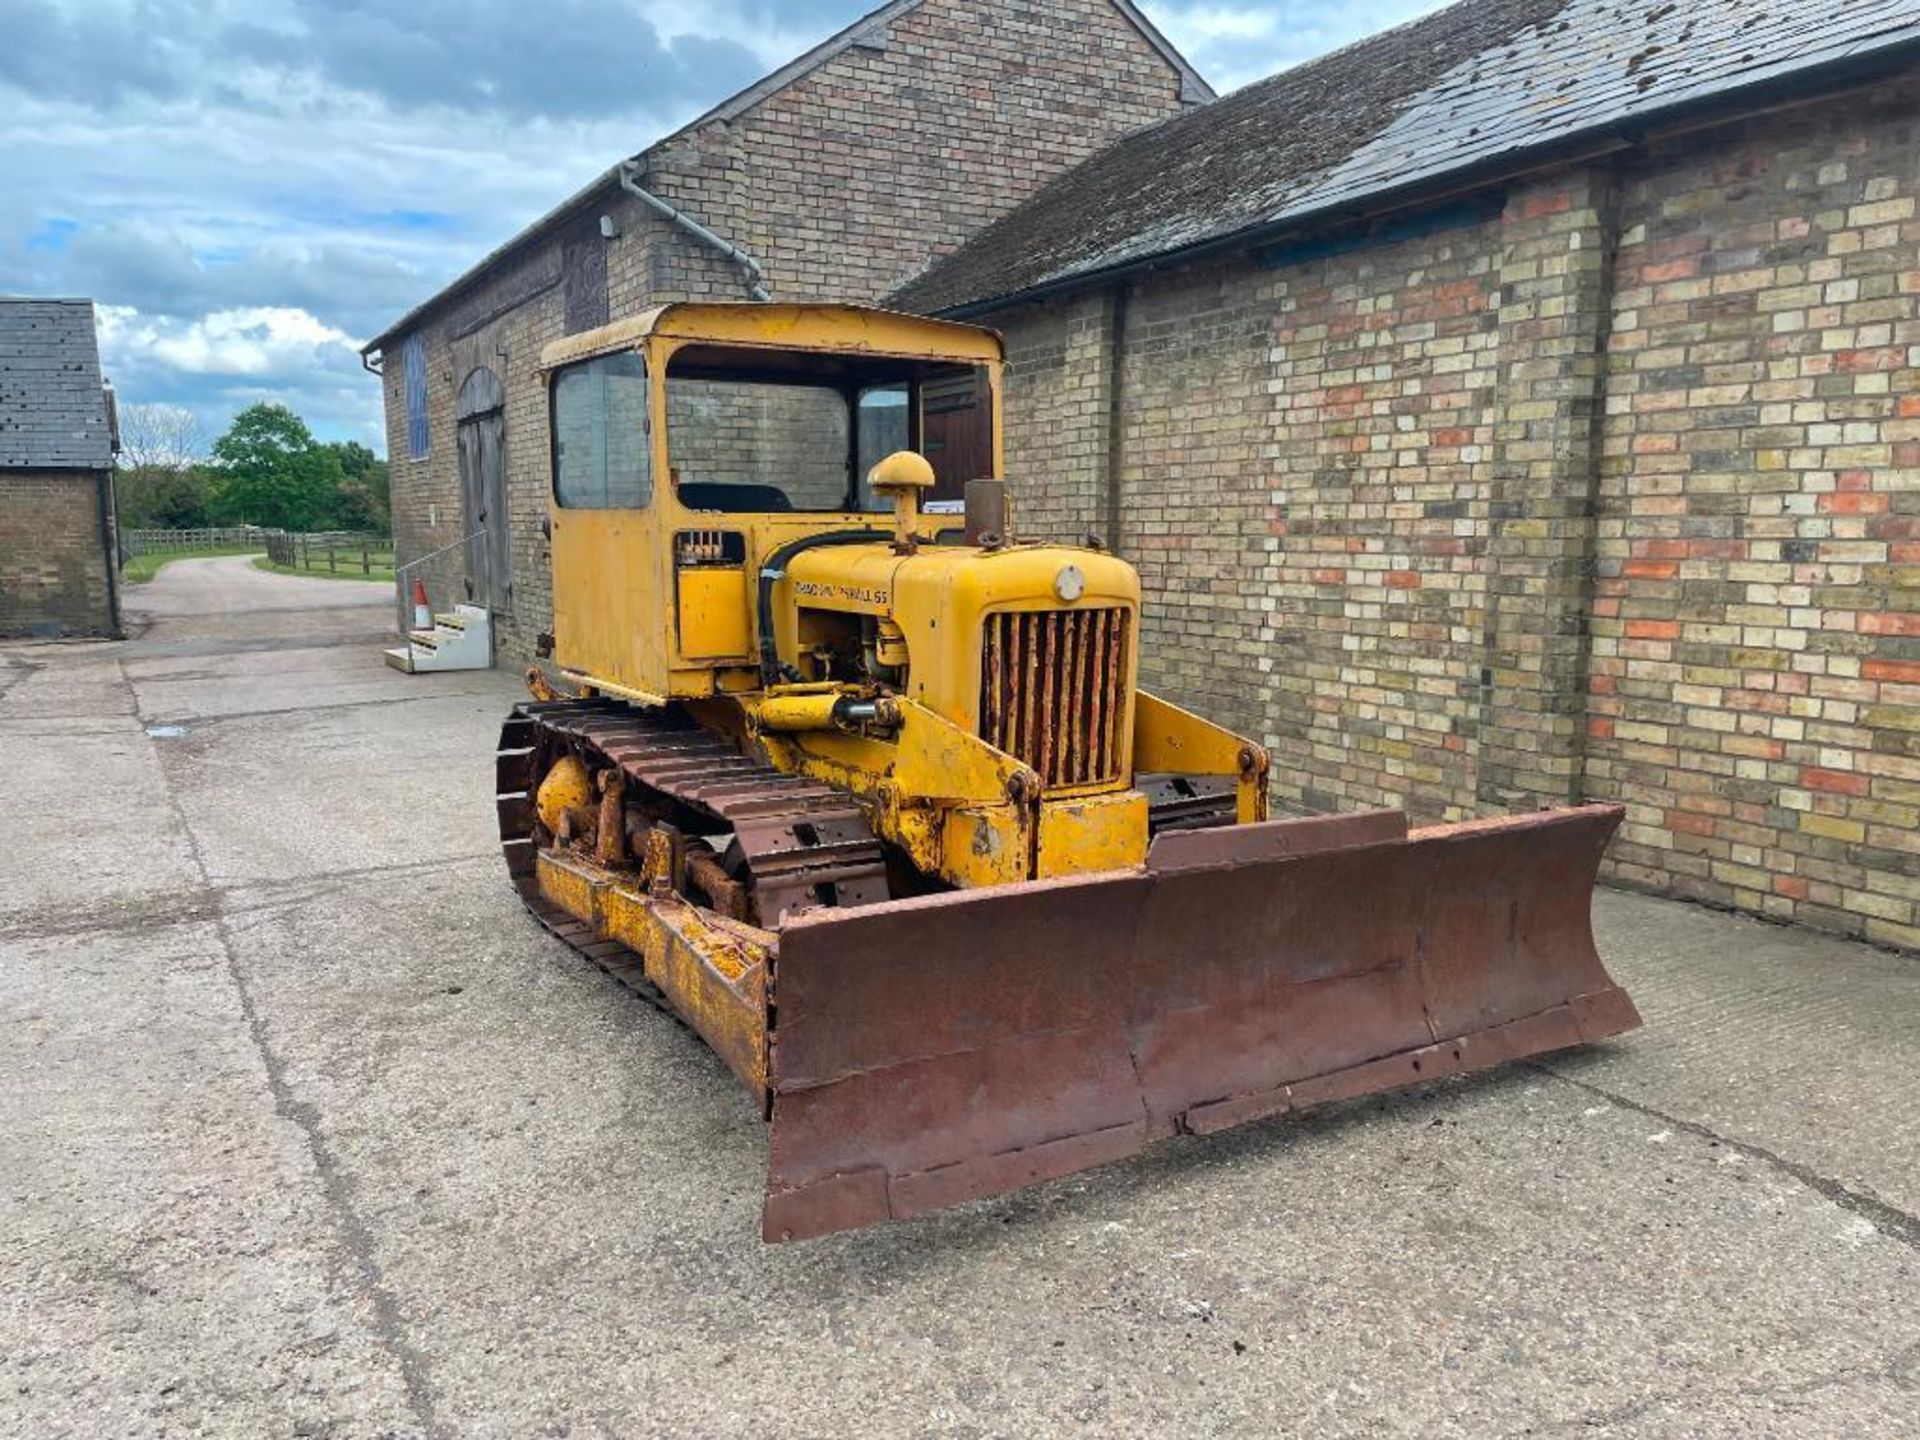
xmin=764 ymin=803 xmax=1637 ymax=1241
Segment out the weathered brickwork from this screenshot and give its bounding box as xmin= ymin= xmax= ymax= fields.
xmin=0 ymin=470 xmax=117 ymax=639
xmin=380 ymin=236 xmax=577 ymax=644
xmin=992 ymin=71 xmax=1920 ymax=944
xmin=1117 ymin=261 xmax=1275 ymax=745
xmin=1259 ymin=218 xmax=1502 ymax=823
xmin=650 ymin=0 xmax=1189 ymax=307
xmin=999 ymin=221 xmax=1507 ymax=821
xmin=999 ymin=289 xmax=1116 ymax=543
xmin=381 ymin=0 xmax=1194 ymax=660
xmin=665 ymin=383 xmax=851 ymax=506
xmin=1476 ymin=170 xmax=1618 ymax=812
xmin=1587 ymin=77 xmax=1920 ymax=949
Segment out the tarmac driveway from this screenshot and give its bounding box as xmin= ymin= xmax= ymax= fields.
xmin=2 ymin=556 xmax=1916 ymax=1438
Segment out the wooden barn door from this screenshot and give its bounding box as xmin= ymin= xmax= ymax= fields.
xmin=920 ymin=371 xmax=991 ymax=506
xmin=457 ymin=367 xmax=509 ymax=612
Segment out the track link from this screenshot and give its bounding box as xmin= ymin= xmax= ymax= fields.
xmin=496 ymin=699 xmax=888 ymax=1004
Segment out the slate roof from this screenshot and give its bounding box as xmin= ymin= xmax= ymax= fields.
xmin=0 ymin=298 xmax=114 ymax=472
xmin=892 ymin=0 xmax=1920 ymax=315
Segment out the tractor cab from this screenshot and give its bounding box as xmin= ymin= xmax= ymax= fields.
xmin=541 ymin=304 xmax=1001 ymax=700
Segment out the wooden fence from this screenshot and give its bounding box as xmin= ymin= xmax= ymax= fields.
xmin=124 ymin=526 xmax=393 ymax=576
xmin=122 ymin=525 xmax=274 ymax=555
xmin=264 ymin=531 xmax=394 ymax=576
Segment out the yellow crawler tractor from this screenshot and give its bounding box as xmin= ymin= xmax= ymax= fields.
xmin=498 ymin=303 xmax=1639 ymax=1241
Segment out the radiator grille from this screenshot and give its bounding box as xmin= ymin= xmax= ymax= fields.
xmin=980 ymin=607 xmax=1131 ymax=789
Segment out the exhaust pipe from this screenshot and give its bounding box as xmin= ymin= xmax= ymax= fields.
xmin=965 ymin=478 xmax=1008 ymax=548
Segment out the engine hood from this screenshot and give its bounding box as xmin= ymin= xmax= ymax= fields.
xmin=780 ymin=540 xmax=1141 ymax=734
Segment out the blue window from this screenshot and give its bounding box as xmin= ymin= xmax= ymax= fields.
xmin=402 ymin=334 xmax=429 ymax=459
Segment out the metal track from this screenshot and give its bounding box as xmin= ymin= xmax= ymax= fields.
xmin=498 ymin=701 xmax=1235 ymax=1011
xmin=1138 ymin=772 xmax=1237 ymax=832
xmin=496 ymin=699 xmax=889 ymax=1007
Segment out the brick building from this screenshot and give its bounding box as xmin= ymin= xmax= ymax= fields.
xmin=892 ymin=0 xmax=1920 ymax=948
xmin=0 ymin=298 xmax=122 ymax=640
xmin=360 ymin=0 xmax=1209 ymax=659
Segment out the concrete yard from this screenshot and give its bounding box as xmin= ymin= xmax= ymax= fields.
xmin=3 ymin=555 xmax=1916 ymax=1439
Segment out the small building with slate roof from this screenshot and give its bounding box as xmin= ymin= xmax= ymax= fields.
xmin=891 ymin=0 xmax=1920 ymax=949
xmin=0 ymin=298 xmax=122 ymax=638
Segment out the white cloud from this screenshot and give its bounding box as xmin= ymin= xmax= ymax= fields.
xmin=94 ymin=303 xmax=380 ymax=446
xmin=635 ymin=0 xmax=867 ymax=68
xmin=2 ymin=2 xmax=1451 ymax=452
xmin=100 ymin=304 xmax=358 ymax=376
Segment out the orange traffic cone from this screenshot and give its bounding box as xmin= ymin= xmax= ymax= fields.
xmin=411 ymin=578 xmax=432 ymax=631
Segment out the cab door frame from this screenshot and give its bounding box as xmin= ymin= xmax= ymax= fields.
xmin=545 ymin=345 xmax=671 ymax=699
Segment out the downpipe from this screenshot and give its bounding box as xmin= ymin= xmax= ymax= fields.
xmin=618 ymin=162 xmax=772 ymax=302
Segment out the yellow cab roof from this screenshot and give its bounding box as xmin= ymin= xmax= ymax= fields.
xmin=538 ymin=302 xmax=1003 ymax=372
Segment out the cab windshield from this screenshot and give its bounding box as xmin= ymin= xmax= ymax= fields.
xmin=664 ymin=347 xmax=990 ymax=514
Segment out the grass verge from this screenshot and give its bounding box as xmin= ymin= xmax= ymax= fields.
xmin=121 ymin=546 xmax=265 ymax=583
xmin=252 ymin=555 xmax=397 ymax=584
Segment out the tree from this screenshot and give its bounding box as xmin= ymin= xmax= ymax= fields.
xmin=115 ymin=403 xmax=213 ymax=529
xmin=324 ymin=440 xmax=390 ymax=533
xmin=117 ymin=402 xmax=205 ymax=473
xmin=118 ymin=464 xmax=216 ymax=529
xmin=208 ymin=403 xmax=344 ymax=532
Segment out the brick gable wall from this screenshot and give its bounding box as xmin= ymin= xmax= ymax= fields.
xmin=990 ymin=70 xmax=1920 ymax=948
xmin=657 ymin=0 xmax=1188 ymax=305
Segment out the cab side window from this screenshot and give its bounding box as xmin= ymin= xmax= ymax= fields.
xmin=553 ymin=352 xmax=650 ymax=508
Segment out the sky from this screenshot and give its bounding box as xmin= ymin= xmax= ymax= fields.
xmin=0 ymin=0 xmax=1448 ymax=455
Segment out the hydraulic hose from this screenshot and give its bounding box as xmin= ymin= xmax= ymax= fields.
xmin=756 ymin=530 xmax=890 ymax=685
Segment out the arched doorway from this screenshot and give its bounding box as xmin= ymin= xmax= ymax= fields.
xmin=456 ymin=366 xmax=509 ymax=612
